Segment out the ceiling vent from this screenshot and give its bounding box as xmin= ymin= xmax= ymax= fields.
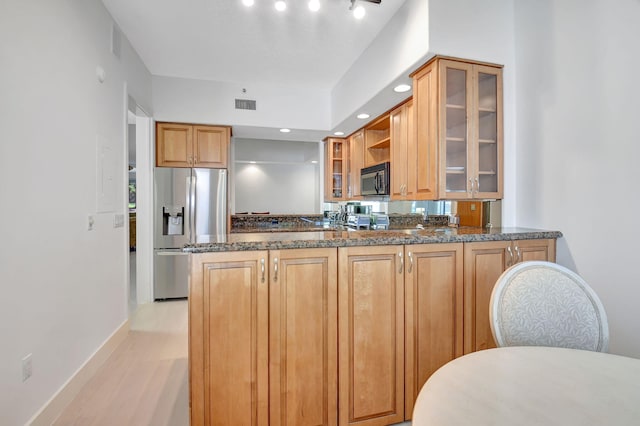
xmin=235 ymin=99 xmax=257 ymax=110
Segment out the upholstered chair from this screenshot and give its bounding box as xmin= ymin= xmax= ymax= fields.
xmin=490 ymin=261 xmax=609 ymax=352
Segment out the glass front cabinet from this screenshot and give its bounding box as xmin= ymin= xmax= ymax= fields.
xmin=324 ymin=137 xmax=348 ymax=201
xmin=413 ymin=57 xmax=503 ymax=200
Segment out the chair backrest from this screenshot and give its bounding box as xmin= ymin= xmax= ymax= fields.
xmin=490 ymin=261 xmax=609 ymax=352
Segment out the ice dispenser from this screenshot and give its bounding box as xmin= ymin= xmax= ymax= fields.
xmin=162 ymin=206 xmax=184 ymax=236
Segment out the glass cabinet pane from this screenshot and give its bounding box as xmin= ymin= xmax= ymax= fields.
xmin=477 ymin=72 xmax=498 ymax=193
xmin=445 ymin=68 xmax=468 ymax=192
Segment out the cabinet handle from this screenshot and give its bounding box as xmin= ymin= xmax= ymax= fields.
xmin=514 ymin=246 xmax=521 ymax=263
xmin=273 ymin=257 xmax=279 ymax=281
xmin=407 ymin=252 xmax=413 ymax=273
xmin=506 ymin=246 xmax=514 ymax=267
xmin=398 ymin=252 xmax=404 ymax=273
xmin=468 ymin=177 xmax=473 ymax=194
xmin=260 ymin=258 xmax=265 ymax=283
xmin=475 ymin=177 xmax=479 ymax=194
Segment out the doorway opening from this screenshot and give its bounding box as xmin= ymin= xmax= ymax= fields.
xmin=126 ymin=95 xmax=152 ymax=316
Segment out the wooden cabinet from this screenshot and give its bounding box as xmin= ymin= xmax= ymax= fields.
xmin=338 ymin=243 xmax=463 ymax=424
xmin=189 ymin=238 xmax=557 ymax=425
xmin=348 ymin=130 xmax=365 ymax=199
xmin=157 ymin=122 xmax=230 ymax=168
xmin=404 ymin=243 xmax=463 ymax=419
xmin=463 ymin=239 xmax=556 ymax=354
xmin=324 ymin=137 xmax=348 ymax=201
xmin=269 ymin=248 xmax=338 ymax=426
xmin=390 ymin=99 xmax=416 ymax=200
xmin=364 ymin=114 xmax=391 ymax=167
xmin=190 ymin=248 xmax=338 ymax=426
xmin=189 ymin=250 xmax=269 ymax=426
xmin=411 ymin=56 xmax=503 ymax=200
xmin=338 ymin=245 xmax=405 ymax=426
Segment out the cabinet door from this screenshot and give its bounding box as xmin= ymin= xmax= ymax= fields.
xmin=404 ymin=243 xmax=463 ymax=419
xmin=270 ymin=248 xmax=338 ymax=426
xmin=390 ymin=102 xmax=416 ymax=201
xmin=349 ymin=130 xmax=364 ymax=198
xmin=325 ymin=138 xmax=347 ymax=201
xmin=189 ymin=251 xmax=269 ymax=426
xmin=513 ymin=239 xmax=556 ymax=263
xmin=338 ymin=246 xmax=405 ymax=426
xmin=438 ymin=60 xmax=474 ymax=199
xmin=390 ymin=103 xmax=407 ymax=199
xmin=156 ymin=122 xmax=193 ymax=167
xmin=473 ymin=65 xmax=503 ymax=199
xmin=193 ymin=125 xmax=229 ymax=168
xmin=411 ymin=62 xmax=438 ymax=200
xmin=463 ymin=241 xmax=510 ymax=354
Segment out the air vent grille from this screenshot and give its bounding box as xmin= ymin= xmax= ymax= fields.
xmin=111 ymin=24 xmax=121 ymax=59
xmin=235 ymin=99 xmax=257 ymax=110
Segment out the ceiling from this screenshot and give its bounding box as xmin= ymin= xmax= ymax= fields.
xmin=102 ymin=0 xmax=406 ymax=90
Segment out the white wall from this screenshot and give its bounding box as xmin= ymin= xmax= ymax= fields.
xmin=152 ymin=75 xmax=331 ymax=131
xmin=331 ymin=0 xmax=430 ymax=133
xmin=233 ymin=139 xmax=320 ymax=214
xmin=0 ymin=0 xmax=152 ymax=424
xmin=514 ymin=0 xmax=640 ymax=357
xmin=428 ymin=0 xmax=517 ymax=225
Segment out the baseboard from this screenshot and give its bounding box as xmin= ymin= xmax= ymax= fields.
xmin=27 ymin=319 xmax=130 ymax=426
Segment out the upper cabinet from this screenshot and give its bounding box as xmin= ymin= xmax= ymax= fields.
xmin=390 ymin=99 xmax=416 ymax=200
xmin=412 ymin=56 xmax=504 ymax=200
xmin=348 ymin=129 xmax=365 ymax=199
xmin=156 ymin=122 xmax=230 ymax=168
xmin=364 ymin=114 xmax=391 ymax=167
xmin=324 ymin=137 xmax=348 ymax=201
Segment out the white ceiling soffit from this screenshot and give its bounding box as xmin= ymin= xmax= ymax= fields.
xmin=232 ymin=125 xmax=329 ymax=142
xmin=102 ymin=0 xmax=407 ymax=89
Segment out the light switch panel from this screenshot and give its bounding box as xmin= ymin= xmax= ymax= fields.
xmin=114 ymin=214 xmax=125 ymax=228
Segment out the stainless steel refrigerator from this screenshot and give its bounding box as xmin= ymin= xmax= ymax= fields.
xmin=154 ymin=167 xmax=227 ymax=299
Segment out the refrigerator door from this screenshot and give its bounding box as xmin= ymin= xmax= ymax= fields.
xmin=193 ymin=168 xmax=227 ymax=243
xmin=154 ymin=249 xmax=189 ymax=299
xmin=154 ymin=167 xmax=192 ymax=249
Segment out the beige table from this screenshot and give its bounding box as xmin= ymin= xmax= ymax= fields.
xmin=412 ymin=346 xmax=640 ymax=425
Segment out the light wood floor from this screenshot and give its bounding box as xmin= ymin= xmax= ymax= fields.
xmin=54 ymin=300 xmax=189 ymax=426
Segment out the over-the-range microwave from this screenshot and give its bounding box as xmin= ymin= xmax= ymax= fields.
xmin=361 ymin=162 xmax=390 ymax=196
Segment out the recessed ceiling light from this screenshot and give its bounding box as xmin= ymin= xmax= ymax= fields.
xmin=249 ymin=161 xmax=257 ymax=164
xmin=357 ymin=113 xmax=370 ymax=119
xmin=280 ymin=128 xmax=291 ymax=133
xmin=275 ymin=1 xmax=287 ymax=11
xmin=334 ymin=131 xmax=345 ymax=136
xmin=308 ymin=0 xmax=320 ymax=12
xmin=311 ymin=160 xmax=318 ymax=164
xmin=353 ymin=5 xmax=365 ymax=19
xmin=242 ymin=0 xmax=255 ymax=6
xmin=394 ymin=84 xmax=411 ymax=93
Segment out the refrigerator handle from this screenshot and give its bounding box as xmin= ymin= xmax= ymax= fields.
xmin=189 ymin=174 xmax=196 ymax=242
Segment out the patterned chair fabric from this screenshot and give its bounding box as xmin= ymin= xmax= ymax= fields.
xmin=490 ymin=261 xmax=609 ymax=352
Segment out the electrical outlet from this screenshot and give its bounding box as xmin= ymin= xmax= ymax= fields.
xmin=22 ymin=353 xmax=32 ymax=382
xmin=88 ymin=215 xmax=95 ymax=231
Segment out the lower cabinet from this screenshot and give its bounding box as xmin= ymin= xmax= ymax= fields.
xmin=463 ymin=239 xmax=556 ymax=353
xmin=269 ymin=249 xmax=338 ymax=426
xmin=189 ymin=248 xmax=337 ymax=426
xmin=403 ymin=243 xmax=463 ymax=419
xmin=189 ymin=239 xmax=554 ymax=425
xmin=338 ymin=246 xmax=405 ymax=426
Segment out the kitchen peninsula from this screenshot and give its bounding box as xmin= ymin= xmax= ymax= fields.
xmin=185 ymin=226 xmax=561 ymax=425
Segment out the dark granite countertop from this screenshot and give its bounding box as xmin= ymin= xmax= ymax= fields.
xmin=183 ymin=227 xmax=563 ymax=253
